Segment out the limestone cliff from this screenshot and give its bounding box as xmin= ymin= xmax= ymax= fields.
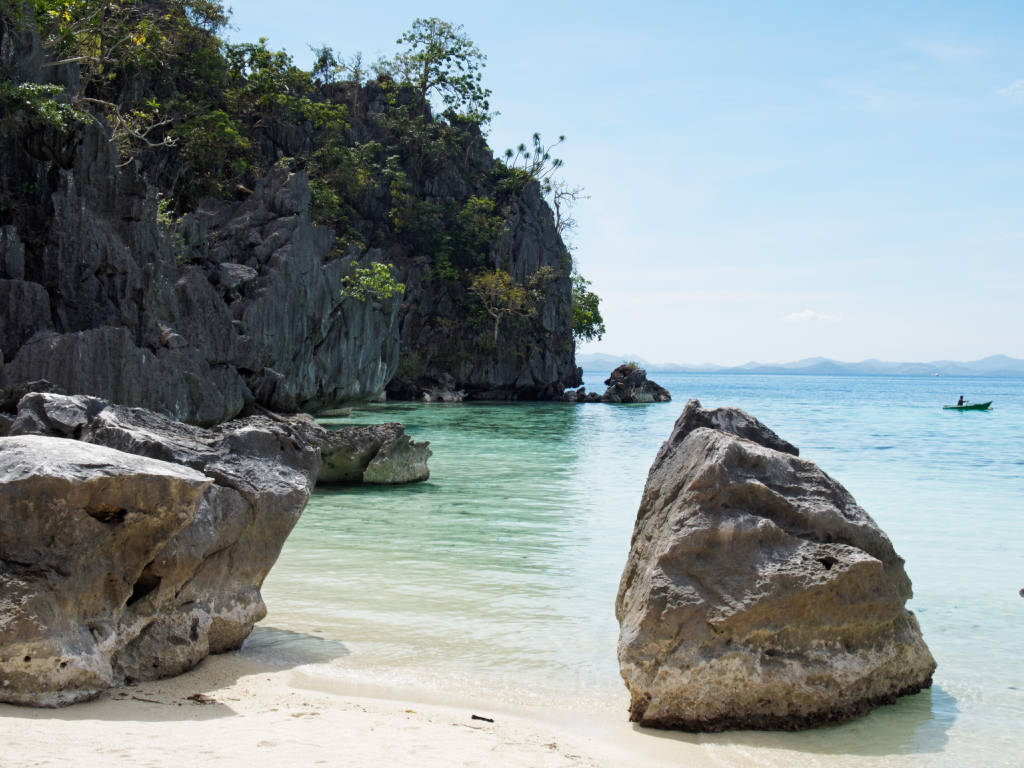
xmin=0 ymin=12 xmax=581 ymax=419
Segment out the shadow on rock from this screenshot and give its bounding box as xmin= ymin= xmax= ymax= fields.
xmin=632 ymin=685 xmax=957 ymax=757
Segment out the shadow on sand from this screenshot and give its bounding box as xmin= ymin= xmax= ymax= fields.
xmin=0 ymin=626 xmax=350 ymax=724
xmin=632 ymin=686 xmax=958 ymax=758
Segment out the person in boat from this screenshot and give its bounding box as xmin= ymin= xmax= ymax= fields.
xmin=957 ymin=395 xmax=965 ymax=406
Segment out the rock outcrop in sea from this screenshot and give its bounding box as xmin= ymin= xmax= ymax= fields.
xmin=616 ymin=399 xmax=935 ymax=731
xmin=600 ymin=364 xmax=671 ymax=403
xmin=282 ymin=414 xmax=431 ymax=484
xmin=565 ymin=365 xmax=671 ymax=403
xmin=0 ymin=393 xmax=320 ymax=706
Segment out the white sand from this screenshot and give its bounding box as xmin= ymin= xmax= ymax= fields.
xmin=0 ymin=653 xmax=731 ymax=768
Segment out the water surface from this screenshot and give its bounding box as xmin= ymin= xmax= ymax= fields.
xmin=256 ymin=373 xmax=1024 ymax=766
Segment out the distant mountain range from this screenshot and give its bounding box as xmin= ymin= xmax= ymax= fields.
xmin=576 ymin=353 xmax=1024 ymax=378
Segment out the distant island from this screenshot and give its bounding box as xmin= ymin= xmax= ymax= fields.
xmin=577 ymin=353 xmax=1024 ymax=378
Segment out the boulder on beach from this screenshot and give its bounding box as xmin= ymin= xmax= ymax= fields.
xmin=1 ymin=393 xmax=320 ymax=706
xmin=601 ymin=364 xmax=671 ymax=403
xmin=616 ymin=398 xmax=935 ymax=731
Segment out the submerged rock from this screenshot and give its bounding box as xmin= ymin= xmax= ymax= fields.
xmin=1 ymin=393 xmax=320 ymax=706
xmin=616 ymin=399 xmax=935 ymax=731
xmin=601 ymin=364 xmax=671 ymax=403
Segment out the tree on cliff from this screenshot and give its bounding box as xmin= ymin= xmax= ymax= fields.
xmin=391 ymin=17 xmax=491 ymax=118
xmin=470 ymin=267 xmax=555 ymax=344
xmin=571 ymin=273 xmax=605 ymax=342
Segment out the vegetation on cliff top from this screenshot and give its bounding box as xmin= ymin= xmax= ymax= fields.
xmin=1 ymin=0 xmax=603 ymax=353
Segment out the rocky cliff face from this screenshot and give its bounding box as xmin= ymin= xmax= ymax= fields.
xmin=387 ymin=176 xmax=580 ymax=401
xmin=0 ymin=18 xmax=581 ymax=418
xmin=616 ymin=399 xmax=935 ymax=731
xmin=0 ymin=21 xmax=401 ymax=424
xmin=1 ymin=392 xmax=320 ymax=705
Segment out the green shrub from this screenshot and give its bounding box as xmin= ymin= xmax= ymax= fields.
xmin=340 ymin=261 xmax=405 ymax=301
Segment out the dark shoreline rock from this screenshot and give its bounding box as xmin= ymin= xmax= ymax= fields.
xmin=562 ymin=365 xmax=672 ymax=404
xmin=281 ymin=414 xmax=431 ymax=484
xmin=602 ymin=364 xmax=671 ymax=403
xmin=616 ymin=399 xmax=935 ymax=731
xmin=1 ymin=393 xmax=320 ymax=706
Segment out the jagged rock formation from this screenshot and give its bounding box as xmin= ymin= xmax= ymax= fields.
xmin=601 ymin=364 xmax=671 ymax=403
xmin=386 ymin=174 xmax=580 ymax=401
xmin=282 ymin=414 xmax=431 ymax=484
xmin=563 ymin=365 xmax=672 ymax=403
xmin=616 ymin=399 xmax=935 ymax=731
xmin=0 ymin=15 xmax=581 ymax=419
xmin=1 ymin=392 xmax=320 ymax=705
xmin=0 ymin=50 xmax=401 ymax=424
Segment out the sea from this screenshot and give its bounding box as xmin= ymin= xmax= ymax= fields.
xmin=249 ymin=372 xmax=1024 ymax=767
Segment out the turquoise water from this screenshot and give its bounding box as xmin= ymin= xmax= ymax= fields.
xmin=255 ymin=374 xmax=1024 ymax=766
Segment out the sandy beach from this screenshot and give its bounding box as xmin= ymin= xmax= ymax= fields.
xmin=0 ymin=651 xmax=731 ymax=768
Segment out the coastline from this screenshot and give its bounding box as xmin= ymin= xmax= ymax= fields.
xmin=0 ymin=651 xmax=723 ymax=768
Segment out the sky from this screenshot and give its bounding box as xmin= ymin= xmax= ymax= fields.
xmin=228 ymin=1 xmax=1024 ymax=366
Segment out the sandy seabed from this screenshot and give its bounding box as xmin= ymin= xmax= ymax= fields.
xmin=0 ymin=653 xmax=732 ymax=768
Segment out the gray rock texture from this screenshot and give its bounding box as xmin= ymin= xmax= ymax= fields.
xmin=0 ymin=148 xmax=400 ymax=424
xmin=389 ymin=178 xmax=580 ymax=401
xmin=0 ymin=435 xmax=211 ymax=706
xmin=0 ymin=22 xmax=581 ymax=419
xmin=601 ymin=365 xmax=671 ymax=403
xmin=283 ymin=414 xmax=430 ymax=484
xmin=616 ymin=399 xmax=935 ymax=731
xmin=2 ymin=393 xmax=320 ymax=705
xmin=0 ymin=23 xmax=399 ymax=424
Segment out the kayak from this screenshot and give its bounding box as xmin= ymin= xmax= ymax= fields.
xmin=942 ymin=401 xmax=992 ymax=411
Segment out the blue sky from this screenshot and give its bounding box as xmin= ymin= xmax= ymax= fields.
xmin=229 ymin=1 xmax=1024 ymax=365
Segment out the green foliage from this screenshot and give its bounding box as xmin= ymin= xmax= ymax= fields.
xmin=308 ymin=140 xmax=380 ymax=246
xmin=170 ymin=109 xmax=254 ymax=206
xmin=571 ymin=272 xmax=605 ymax=342
xmin=0 ymin=80 xmax=83 ymax=130
xmin=390 ymin=17 xmax=491 ymax=118
xmin=340 ymin=261 xmax=405 ymax=302
xmin=223 ymin=39 xmax=347 ymax=132
xmin=455 ymin=196 xmax=503 ymax=263
xmin=502 ymin=132 xmax=564 ymax=193
xmin=469 ymin=266 xmax=554 ymax=343
xmin=24 ymin=0 xmax=230 ymax=160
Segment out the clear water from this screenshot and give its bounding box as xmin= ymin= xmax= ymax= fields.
xmin=255 ymin=373 xmax=1024 ymax=766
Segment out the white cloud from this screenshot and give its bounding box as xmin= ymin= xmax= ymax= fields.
xmin=998 ymin=79 xmax=1024 ymax=99
xmin=783 ymin=309 xmax=843 ymax=324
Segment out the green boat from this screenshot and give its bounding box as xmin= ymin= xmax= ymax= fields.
xmin=942 ymin=401 xmax=992 ymax=411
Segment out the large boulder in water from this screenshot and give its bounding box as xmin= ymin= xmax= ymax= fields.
xmin=616 ymin=399 xmax=935 ymax=731
xmin=1 ymin=393 xmax=320 ymax=706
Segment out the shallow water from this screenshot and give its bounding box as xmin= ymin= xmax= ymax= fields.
xmin=256 ymin=373 xmax=1024 ymax=766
